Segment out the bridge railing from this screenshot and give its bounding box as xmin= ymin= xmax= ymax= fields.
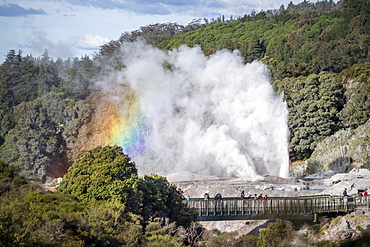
xmin=185 ymin=196 xmax=369 ymax=219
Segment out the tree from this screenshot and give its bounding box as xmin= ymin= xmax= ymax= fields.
xmin=176 ymin=222 xmax=204 ymax=246
xmin=137 ymin=174 xmax=197 ymax=228
xmin=276 ymin=72 xmax=344 ymax=159
xmin=258 ymin=219 xmax=294 ymax=247
xmin=58 ymin=146 xmax=138 ymax=208
xmin=56 ymin=56 xmax=98 ymax=101
xmin=243 ymin=33 xmax=265 ymax=62
xmin=0 ymin=91 xmax=83 ymax=181
xmin=338 ymin=63 xmax=370 ymax=128
xmin=0 ymin=50 xmax=39 ymax=110
xmin=0 ymin=160 xmax=27 ymax=196
xmin=208 ymin=232 xmax=239 ymax=247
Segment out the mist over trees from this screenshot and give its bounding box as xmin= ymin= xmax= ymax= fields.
xmin=0 ymin=51 xmax=98 ymax=180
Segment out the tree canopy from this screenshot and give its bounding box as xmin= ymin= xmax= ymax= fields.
xmin=274 ymin=72 xmax=344 ymax=159
xmin=137 ymin=174 xmax=198 ymax=227
xmin=58 ymin=146 xmax=138 ymax=206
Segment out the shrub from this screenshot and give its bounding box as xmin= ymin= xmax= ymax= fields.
xmin=235 ymin=235 xmax=259 ymax=247
xmin=58 ymin=146 xmax=138 ymax=208
xmin=257 ymin=219 xmax=294 ymax=247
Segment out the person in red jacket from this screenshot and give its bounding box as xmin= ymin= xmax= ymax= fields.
xmin=364 ymin=189 xmax=368 ymax=204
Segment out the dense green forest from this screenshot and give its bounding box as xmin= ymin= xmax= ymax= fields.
xmin=1 ymin=0 xmax=370 ymax=245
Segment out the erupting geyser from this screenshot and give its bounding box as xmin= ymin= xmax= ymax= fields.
xmin=98 ymin=41 xmax=289 ymax=181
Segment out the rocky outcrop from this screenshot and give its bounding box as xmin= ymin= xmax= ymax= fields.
xmin=318 ymin=214 xmax=370 ymax=242
xmin=199 ymin=220 xmax=271 ymax=237
xmin=291 ymin=119 xmax=370 ymax=177
xmin=319 ymin=168 xmax=370 ymax=196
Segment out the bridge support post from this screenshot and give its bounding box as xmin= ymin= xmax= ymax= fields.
xmin=313 ymin=213 xmax=318 ymax=223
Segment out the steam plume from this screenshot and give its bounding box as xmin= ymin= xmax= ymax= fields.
xmin=98 ymin=41 xmax=289 ymax=181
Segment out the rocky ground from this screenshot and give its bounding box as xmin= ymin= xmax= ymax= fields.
xmin=199 ymin=219 xmax=272 ymax=236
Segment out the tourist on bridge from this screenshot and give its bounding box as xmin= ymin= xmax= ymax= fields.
xmin=215 ymin=193 xmax=222 ymax=202
xmin=342 ymin=188 xmax=349 ymax=204
xmin=258 ymin=194 xmax=264 ymax=199
xmin=364 ymin=190 xmax=368 ymax=203
xmin=253 ymin=194 xmax=258 ymax=199
xmin=241 ymin=190 xmax=245 ymax=198
xmin=204 ymin=193 xmax=210 ymax=200
xmin=343 ymin=188 xmax=348 ymax=197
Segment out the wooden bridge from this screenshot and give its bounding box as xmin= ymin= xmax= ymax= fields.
xmin=185 ymin=196 xmax=369 ymax=222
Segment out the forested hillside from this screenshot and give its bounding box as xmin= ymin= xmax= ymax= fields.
xmin=157 ymin=2 xmax=369 ymax=79
xmin=0 ymin=0 xmax=370 ymax=182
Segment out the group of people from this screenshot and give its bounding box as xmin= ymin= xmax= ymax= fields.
xmin=203 ymin=193 xmax=222 ymax=201
xmin=342 ymin=188 xmax=367 ymax=196
xmin=358 ymin=190 xmax=368 ymax=197
xmin=343 ymin=188 xmax=368 ymax=197
xmin=201 ymin=192 xmax=268 ymax=200
xmin=189 ymin=188 xmax=368 ymax=202
xmin=342 ymin=188 xmax=369 ymax=204
xmin=241 ymin=191 xmax=268 ymax=199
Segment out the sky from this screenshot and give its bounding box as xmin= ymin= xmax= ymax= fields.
xmin=0 ymin=0 xmax=332 ymax=62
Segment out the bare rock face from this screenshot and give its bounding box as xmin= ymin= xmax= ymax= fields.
xmin=319 ymin=214 xmax=370 ymax=242
xmin=254 ymin=175 xmax=300 ymax=184
xmin=303 ymin=119 xmax=370 ymax=176
xmin=337 ymin=230 xmax=359 ymax=241
xmin=306 ymin=170 xmax=336 ymax=179
xmin=320 ymin=168 xmax=370 ymax=196
xmin=338 ymin=217 xmax=350 ymax=231
xmin=199 ymin=220 xmax=271 ymax=236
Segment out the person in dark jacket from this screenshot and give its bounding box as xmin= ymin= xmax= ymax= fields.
xmin=343 ymin=188 xmax=348 ymax=197
xmin=241 ymin=190 xmax=245 ymax=198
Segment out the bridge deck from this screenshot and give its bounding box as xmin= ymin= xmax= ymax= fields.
xmin=185 ymin=196 xmax=369 ymax=221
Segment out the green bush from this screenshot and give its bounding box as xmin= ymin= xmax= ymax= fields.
xmin=58 ymin=146 xmax=138 ymax=207
xmin=0 ymin=184 xmax=145 ymax=247
xmin=0 ymin=160 xmax=27 ymax=196
xmin=208 ymin=232 xmax=239 ymax=247
xmin=235 ymin=234 xmax=259 ymax=247
xmin=316 ymin=240 xmax=335 ymax=247
xmin=257 ymin=219 xmax=294 ymax=247
xmin=137 ymin=174 xmax=198 ymax=228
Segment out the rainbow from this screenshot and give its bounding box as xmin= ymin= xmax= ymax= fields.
xmin=104 ymin=90 xmax=147 ymax=159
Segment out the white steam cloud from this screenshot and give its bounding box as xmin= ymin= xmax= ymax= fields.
xmin=100 ymin=41 xmax=289 ymax=181
xmin=71 ymin=34 xmax=111 ymax=49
